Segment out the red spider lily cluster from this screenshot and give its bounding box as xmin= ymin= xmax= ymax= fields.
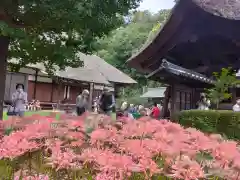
xmin=0 ymin=113 xmax=240 ymax=179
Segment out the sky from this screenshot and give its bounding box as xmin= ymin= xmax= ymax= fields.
xmin=138 ymin=0 xmax=175 ymax=13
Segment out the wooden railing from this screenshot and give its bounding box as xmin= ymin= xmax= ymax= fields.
xmin=40 ymin=102 xmax=76 ymax=112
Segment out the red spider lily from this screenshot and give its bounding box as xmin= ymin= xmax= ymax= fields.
xmin=0 ymin=114 xmax=239 ymax=179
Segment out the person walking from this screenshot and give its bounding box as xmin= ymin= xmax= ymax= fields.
xmin=76 ymin=89 xmax=89 ymax=116
xmin=8 ymin=84 xmax=28 ymax=117
xmin=99 ymin=87 xmax=115 ymax=116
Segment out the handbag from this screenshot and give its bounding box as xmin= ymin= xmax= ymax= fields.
xmin=76 ymin=106 xmax=85 ymax=116
xmin=7 ymin=105 xmax=18 ymax=116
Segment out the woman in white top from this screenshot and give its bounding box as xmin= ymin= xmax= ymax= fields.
xmin=76 ymin=89 xmax=89 ymax=116
xmin=233 ymin=99 xmax=240 ymax=112
xmin=197 ymin=93 xmax=211 ymax=110
xmin=10 ymin=84 xmax=28 ymax=117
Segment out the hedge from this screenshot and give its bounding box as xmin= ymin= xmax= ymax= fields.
xmin=177 ymin=110 xmax=240 ymax=140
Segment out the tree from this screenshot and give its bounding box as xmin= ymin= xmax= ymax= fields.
xmin=0 ymin=0 xmax=142 ymax=118
xmin=206 ymin=68 xmax=239 ymax=109
xmin=146 ymin=10 xmax=169 ymax=42
xmin=94 ymin=10 xmax=170 ymax=97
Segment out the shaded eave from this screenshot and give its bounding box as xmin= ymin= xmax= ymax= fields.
xmin=127 ymin=0 xmax=188 ymax=73
xmin=146 ymin=60 xmax=214 ymax=85
xmin=127 ymin=0 xmax=240 ymax=73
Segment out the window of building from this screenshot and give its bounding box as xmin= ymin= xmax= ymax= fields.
xmin=176 ymin=91 xmax=192 ymax=111
xmin=64 ymin=85 xmax=71 ymax=99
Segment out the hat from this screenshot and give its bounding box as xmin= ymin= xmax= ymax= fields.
xmin=82 ymin=89 xmax=89 ymax=95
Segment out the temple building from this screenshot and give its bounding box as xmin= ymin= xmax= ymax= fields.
xmin=6 ymin=52 xmax=136 ymax=109
xmin=128 ymin=0 xmax=240 ymax=116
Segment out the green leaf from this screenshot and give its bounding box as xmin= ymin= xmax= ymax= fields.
xmin=2 ymin=0 xmax=142 ymax=73
xmin=196 ymin=151 xmax=213 ymax=162
xmin=94 ymin=10 xmax=170 ymax=97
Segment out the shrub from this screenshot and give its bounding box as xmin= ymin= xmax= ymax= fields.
xmin=0 ymin=114 xmax=240 ymax=179
xmin=177 ymin=110 xmax=240 ymax=139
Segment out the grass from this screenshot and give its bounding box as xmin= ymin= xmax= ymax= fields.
xmin=3 ymin=111 xmax=61 ymax=120
xmin=3 ymin=111 xmax=116 ymax=121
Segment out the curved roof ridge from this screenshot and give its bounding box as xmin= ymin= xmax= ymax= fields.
xmin=193 ymin=0 xmax=240 ymax=20
xmin=127 ymin=0 xmax=240 ymax=71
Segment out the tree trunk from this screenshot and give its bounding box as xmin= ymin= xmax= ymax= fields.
xmin=0 ymin=36 xmax=10 ymax=120
xmin=88 ymin=83 xmax=94 ymax=111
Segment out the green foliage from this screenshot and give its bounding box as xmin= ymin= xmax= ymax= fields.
xmin=1 ymin=0 xmax=142 ymax=72
xmin=206 ymin=68 xmax=239 ymax=108
xmin=146 ymin=10 xmax=170 ymax=43
xmin=94 ymin=10 xmax=170 ymax=97
xmin=177 ymin=110 xmax=240 ymax=139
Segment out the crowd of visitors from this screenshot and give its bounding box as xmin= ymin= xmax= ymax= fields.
xmin=116 ymin=101 xmax=162 ymax=119
xmin=5 ymin=84 xmax=165 ymax=120
xmin=9 ymin=84 xmax=239 ymax=118
xmin=76 ymin=87 xmax=115 ymax=116
xmin=75 ymin=87 xmax=163 ymax=120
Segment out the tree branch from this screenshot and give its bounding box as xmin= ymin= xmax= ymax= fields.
xmin=0 ymin=8 xmax=26 ymax=28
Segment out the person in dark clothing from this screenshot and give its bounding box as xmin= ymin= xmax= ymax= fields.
xmin=99 ymin=88 xmax=115 ymax=116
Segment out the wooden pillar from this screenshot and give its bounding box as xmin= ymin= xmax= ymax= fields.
xmin=33 ymin=69 xmax=39 ymax=99
xmin=88 ymin=83 xmax=94 ymax=111
xmin=57 ymin=78 xmax=61 ymax=109
xmin=170 ymin=84 xmax=176 ymax=116
xmin=162 ymin=86 xmax=171 ymax=118
xmin=192 ymin=88 xmax=195 ymax=109
xmin=50 ymin=81 xmax=54 ymax=102
xmin=0 ymin=36 xmax=10 ymax=119
xmin=113 ymin=83 xmax=118 ymax=113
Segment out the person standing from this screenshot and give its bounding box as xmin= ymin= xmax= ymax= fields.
xmin=9 ymin=84 xmax=28 ymax=117
xmin=93 ymin=97 xmax=98 ymax=113
xmin=151 ymin=102 xmax=160 ymax=119
xmin=99 ymin=87 xmax=115 ymax=116
xmin=76 ymin=89 xmax=89 ymax=116
xmin=233 ymin=99 xmax=240 ymax=112
xmin=197 ymin=93 xmax=211 ymax=110
xmin=128 ymin=104 xmax=136 ymax=114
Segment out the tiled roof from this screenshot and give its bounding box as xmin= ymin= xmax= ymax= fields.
xmin=193 ymin=0 xmax=240 ymax=20
xmin=9 ymin=52 xmax=137 ymax=85
xmin=127 ymin=0 xmax=240 ymax=70
xmin=161 ymin=60 xmax=214 ymax=84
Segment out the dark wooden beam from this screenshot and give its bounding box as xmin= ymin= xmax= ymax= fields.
xmin=139 ymin=1 xmax=191 ymax=69
xmin=33 ymin=69 xmax=39 ymax=99
xmin=145 ymin=67 xmax=163 ymax=79
xmin=88 ymin=83 xmax=94 ymax=111
xmin=162 ymin=86 xmax=171 ymax=118
xmin=141 ymin=31 xmax=181 ymax=69
xmin=0 ymin=36 xmax=9 ymax=119
xmin=50 ymin=81 xmax=54 ymax=102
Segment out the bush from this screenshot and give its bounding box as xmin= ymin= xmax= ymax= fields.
xmin=177 ymin=110 xmax=240 ymax=139
xmin=0 ymin=114 xmax=240 ymax=179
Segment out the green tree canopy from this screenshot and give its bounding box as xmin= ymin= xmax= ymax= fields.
xmin=1 ymin=0 xmax=141 ymax=69
xmin=0 ymin=0 xmax=142 ymax=117
xmin=94 ymin=10 xmax=170 ymax=97
xmin=206 ymin=68 xmax=240 ymax=109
